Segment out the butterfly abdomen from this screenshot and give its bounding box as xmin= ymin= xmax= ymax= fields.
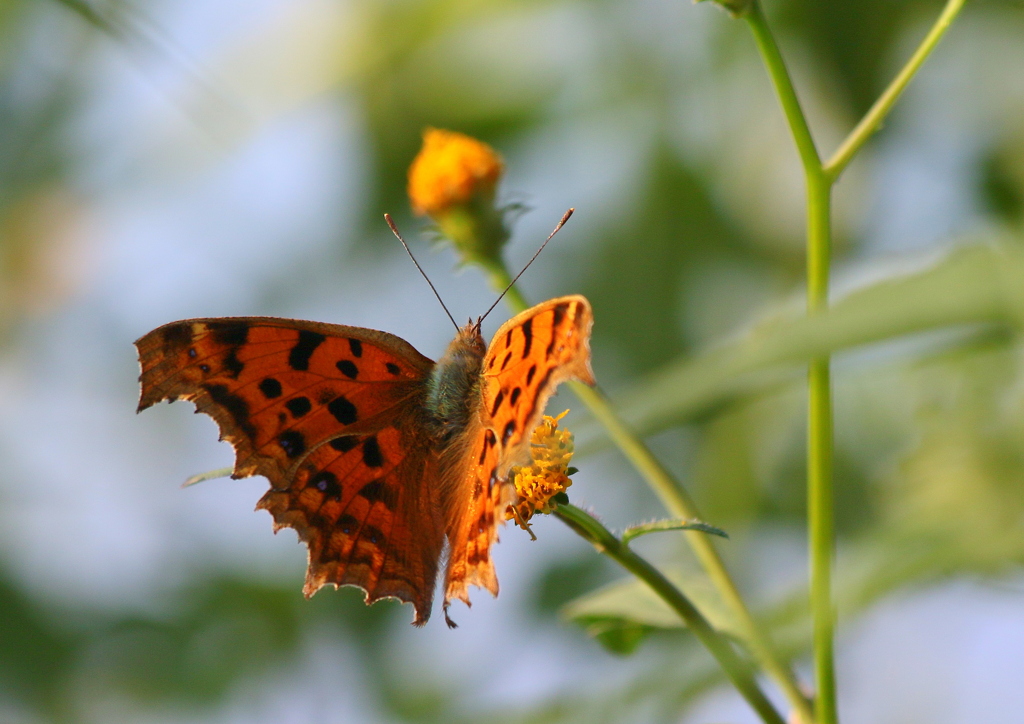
xmin=424 ymin=325 xmax=487 ymax=443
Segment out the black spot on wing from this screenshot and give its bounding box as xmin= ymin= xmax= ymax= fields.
xmin=336 ymin=360 xmax=358 ymax=379
xmin=488 ymin=467 xmax=498 ymax=492
xmin=363 ymin=524 xmax=385 ymax=546
xmin=327 ymin=395 xmax=357 ymax=425
xmin=500 ymin=350 xmax=512 ymax=371
xmin=502 ymin=420 xmax=516 ymax=445
xmin=524 ymin=366 xmax=555 ymax=427
xmin=259 ymin=377 xmax=282 ymax=399
xmin=289 ymin=330 xmax=325 ymax=371
xmin=510 ymin=387 xmax=521 ymax=406
xmin=521 ymin=318 xmax=533 ymax=358
xmin=223 ymin=348 xmax=244 ymax=379
xmin=478 ymin=428 xmax=496 ymax=465
xmin=546 ymin=304 xmax=568 ymax=358
xmin=337 ymin=514 xmax=359 ymax=535
xmin=329 ymin=436 xmax=360 ymax=452
xmin=162 ymin=323 xmax=193 ymax=348
xmin=278 ymin=430 xmax=306 ymax=458
xmin=385 ymin=362 xmax=400 ymax=375
xmin=285 ymin=396 xmax=312 ymax=418
xmin=362 ymin=436 xmax=384 ymax=468
xmin=526 ymin=364 xmax=537 ymax=386
xmin=348 ymin=338 xmax=363 ymax=358
xmin=203 ymin=384 xmax=256 ymax=438
xmin=490 ymin=389 xmax=505 ymax=417
xmin=208 ymin=320 xmax=249 ymax=346
xmin=310 ymin=470 xmax=341 ymax=499
xmin=358 ymin=479 xmax=397 ymax=511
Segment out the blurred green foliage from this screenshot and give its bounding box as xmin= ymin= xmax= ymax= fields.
xmin=1 ymin=0 xmax=1023 ymax=722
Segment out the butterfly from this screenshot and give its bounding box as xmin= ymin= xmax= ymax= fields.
xmin=135 ymin=295 xmax=594 ymax=626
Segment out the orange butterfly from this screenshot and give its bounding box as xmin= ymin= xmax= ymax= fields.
xmin=135 ymin=295 xmax=594 ymax=626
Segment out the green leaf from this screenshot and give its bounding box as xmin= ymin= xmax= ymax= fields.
xmin=621 ymin=519 xmax=729 ymax=545
xmin=182 ymin=467 xmax=234 ymax=488
xmin=562 ymin=569 xmax=741 ymax=654
xmin=577 ymin=240 xmax=1024 ymax=447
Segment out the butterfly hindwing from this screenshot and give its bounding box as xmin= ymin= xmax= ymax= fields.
xmin=442 ymin=295 xmax=595 ymax=615
xmin=135 ymin=317 xmax=443 ymax=623
xmin=257 ymin=419 xmax=444 ymax=624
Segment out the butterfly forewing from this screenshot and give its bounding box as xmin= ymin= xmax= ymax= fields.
xmin=137 ymin=318 xmax=432 ymax=478
xmin=135 ymin=317 xmax=443 ymax=623
xmin=443 ymin=295 xmax=595 ymax=614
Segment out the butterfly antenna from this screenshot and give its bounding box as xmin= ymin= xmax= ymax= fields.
xmin=478 ymin=208 xmax=574 ymax=327
xmin=385 ymin=213 xmax=460 ymax=331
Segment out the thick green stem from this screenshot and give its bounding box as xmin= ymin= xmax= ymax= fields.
xmin=744 ymin=0 xmax=967 ymax=718
xmin=807 ymin=177 xmax=836 ymax=724
xmin=482 ymin=261 xmax=813 ymax=724
xmin=554 ymin=504 xmax=787 ymax=724
xmin=747 ymin=3 xmax=835 ymax=722
xmin=824 ymin=0 xmax=968 ymax=180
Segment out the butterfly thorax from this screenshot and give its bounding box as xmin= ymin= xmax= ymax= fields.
xmin=425 ymin=324 xmax=486 ymax=443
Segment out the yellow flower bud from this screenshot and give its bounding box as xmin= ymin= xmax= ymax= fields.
xmin=408 ymin=128 xmax=504 ymax=216
xmin=406 ymin=128 xmax=509 ymax=267
xmin=507 ymin=411 xmax=575 ymax=529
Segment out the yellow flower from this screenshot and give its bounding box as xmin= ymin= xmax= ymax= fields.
xmin=408 ymin=128 xmax=504 ymax=217
xmin=508 ymin=411 xmax=575 ymax=530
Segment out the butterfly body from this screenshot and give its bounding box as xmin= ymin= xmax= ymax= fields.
xmin=425 ymin=325 xmax=486 ymax=443
xmin=136 ymin=295 xmax=594 ymax=625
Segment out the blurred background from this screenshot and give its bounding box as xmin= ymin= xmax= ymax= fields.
xmin=1 ymin=0 xmax=1024 ymax=722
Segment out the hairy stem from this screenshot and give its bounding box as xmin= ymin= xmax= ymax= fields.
xmin=554 ymin=504 xmax=787 ymax=724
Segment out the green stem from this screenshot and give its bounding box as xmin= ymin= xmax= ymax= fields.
xmin=554 ymin=504 xmax=786 ymax=724
xmin=824 ymin=0 xmax=968 ymax=180
xmin=747 ymin=3 xmax=834 ymax=722
xmin=482 ymin=261 xmax=814 ymax=724
xmin=746 ymin=0 xmax=821 ymax=174
xmin=807 ymin=178 xmax=836 ymax=724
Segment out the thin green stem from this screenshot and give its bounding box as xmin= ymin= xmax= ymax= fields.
xmin=746 ymin=3 xmax=834 ymax=722
xmin=554 ymin=504 xmax=787 ymax=724
xmin=807 ymin=178 xmax=836 ymax=724
xmin=746 ymin=0 xmax=821 ymax=175
xmin=482 ymin=261 xmax=814 ymax=724
xmin=824 ymin=0 xmax=968 ymax=180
